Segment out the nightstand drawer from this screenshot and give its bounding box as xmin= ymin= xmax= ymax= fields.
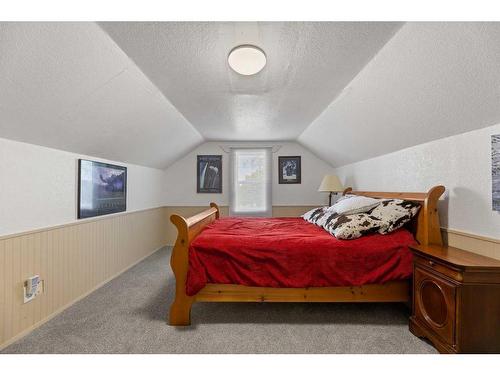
xmin=414 ymin=255 xmax=463 ymax=281
xmin=414 ymin=266 xmax=457 ymax=346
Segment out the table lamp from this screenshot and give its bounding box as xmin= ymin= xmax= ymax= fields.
xmin=318 ymin=175 xmax=344 ymax=206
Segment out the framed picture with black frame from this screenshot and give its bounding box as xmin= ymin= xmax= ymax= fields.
xmin=493 ymin=135 xmax=500 ymax=211
xmin=77 ymin=159 xmax=127 ymax=219
xmin=278 ymin=156 xmax=301 ymax=184
xmin=197 ymin=155 xmax=222 ymax=193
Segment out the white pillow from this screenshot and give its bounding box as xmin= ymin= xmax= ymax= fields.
xmin=334 ymin=194 xmax=355 ymax=203
xmin=330 ymin=195 xmax=381 ymax=216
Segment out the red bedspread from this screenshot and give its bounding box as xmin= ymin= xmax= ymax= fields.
xmin=186 ymin=217 xmax=416 ymax=296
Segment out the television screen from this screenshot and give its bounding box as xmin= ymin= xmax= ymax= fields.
xmin=78 ymin=159 xmax=127 ymax=219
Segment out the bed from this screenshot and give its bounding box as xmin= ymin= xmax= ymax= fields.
xmin=168 ymin=186 xmax=445 ymax=325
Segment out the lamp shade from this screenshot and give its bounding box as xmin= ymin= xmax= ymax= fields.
xmin=318 ymin=175 xmax=344 ymax=192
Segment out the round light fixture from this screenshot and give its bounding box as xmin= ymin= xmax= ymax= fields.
xmin=228 ymin=45 xmax=266 ymax=76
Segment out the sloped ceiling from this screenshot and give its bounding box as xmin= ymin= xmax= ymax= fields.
xmin=299 ymin=22 xmax=500 ymax=166
xmin=2 ymin=22 xmax=500 ymax=170
xmin=99 ymin=22 xmax=402 ymax=141
xmin=0 ymin=22 xmax=202 ymax=169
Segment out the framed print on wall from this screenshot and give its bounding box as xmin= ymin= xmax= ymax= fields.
xmin=197 ymin=155 xmax=222 ymax=193
xmin=77 ymin=159 xmax=127 ymax=219
xmin=492 ymin=135 xmax=500 ymax=211
xmin=278 ymin=156 xmax=301 ymax=184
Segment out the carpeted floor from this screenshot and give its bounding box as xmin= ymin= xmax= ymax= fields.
xmin=1 ymin=247 xmax=436 ymax=354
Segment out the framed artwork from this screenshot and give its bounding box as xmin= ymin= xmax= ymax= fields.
xmin=492 ymin=135 xmax=500 ymax=211
xmin=77 ymin=159 xmax=127 ymax=219
xmin=197 ymin=155 xmax=222 ymax=193
xmin=278 ymin=156 xmax=301 ymax=184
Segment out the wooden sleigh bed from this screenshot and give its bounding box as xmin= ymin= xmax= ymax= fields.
xmin=168 ymin=185 xmax=445 ymax=325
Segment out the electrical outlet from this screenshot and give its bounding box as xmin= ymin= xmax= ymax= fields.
xmin=23 ymin=275 xmax=44 ymax=303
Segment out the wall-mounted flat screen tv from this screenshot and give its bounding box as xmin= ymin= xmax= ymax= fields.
xmin=78 ymin=159 xmax=127 ymax=219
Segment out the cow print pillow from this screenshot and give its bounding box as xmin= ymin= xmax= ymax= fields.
xmin=322 ymin=212 xmax=384 ymax=240
xmin=302 ymin=207 xmax=330 ymax=226
xmin=369 ymin=199 xmax=421 ymax=234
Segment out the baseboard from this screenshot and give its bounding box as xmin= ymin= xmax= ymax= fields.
xmin=0 ymin=245 xmax=165 ymax=352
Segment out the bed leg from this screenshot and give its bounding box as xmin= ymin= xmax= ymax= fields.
xmin=169 ymin=213 xmax=197 ymax=326
xmin=169 ymin=297 xmax=193 ymax=326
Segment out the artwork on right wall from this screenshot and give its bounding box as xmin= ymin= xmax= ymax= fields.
xmin=492 ymin=135 xmax=500 ymax=211
xmin=278 ymin=156 xmax=301 ymax=184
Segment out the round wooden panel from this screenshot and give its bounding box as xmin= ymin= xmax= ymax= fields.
xmin=419 ymin=280 xmax=447 ymax=327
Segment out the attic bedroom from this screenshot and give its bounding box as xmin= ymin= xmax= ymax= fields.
xmin=1 ymin=1 xmax=500 ymax=369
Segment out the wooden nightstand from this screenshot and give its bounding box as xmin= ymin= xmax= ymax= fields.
xmin=409 ymin=244 xmax=500 ymax=353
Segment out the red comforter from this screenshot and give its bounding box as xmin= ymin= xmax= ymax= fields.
xmin=186 ymin=217 xmax=416 ymax=296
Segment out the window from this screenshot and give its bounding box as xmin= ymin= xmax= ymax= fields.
xmin=229 ymin=148 xmax=272 ymax=216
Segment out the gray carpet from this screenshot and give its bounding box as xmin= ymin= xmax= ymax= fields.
xmin=1 ymin=247 xmax=436 ymax=354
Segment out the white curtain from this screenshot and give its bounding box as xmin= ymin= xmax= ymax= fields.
xmin=229 ymin=148 xmax=272 ymax=217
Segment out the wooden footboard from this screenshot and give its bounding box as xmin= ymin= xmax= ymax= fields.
xmin=169 ymin=202 xmax=219 ymax=325
xmin=168 ymin=186 xmax=445 ymax=325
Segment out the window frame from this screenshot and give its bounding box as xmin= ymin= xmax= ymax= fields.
xmin=229 ymin=147 xmax=272 ymax=217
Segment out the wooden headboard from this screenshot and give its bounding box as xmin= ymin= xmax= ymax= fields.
xmin=342 ymin=185 xmax=445 ymax=246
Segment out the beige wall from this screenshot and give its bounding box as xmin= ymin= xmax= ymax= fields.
xmin=0 ymin=207 xmax=168 ymax=350
xmin=442 ymin=228 xmax=500 ymax=260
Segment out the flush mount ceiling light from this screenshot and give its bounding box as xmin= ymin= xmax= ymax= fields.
xmin=228 ymin=45 xmax=267 ymax=76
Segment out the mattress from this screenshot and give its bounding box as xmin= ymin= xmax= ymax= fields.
xmin=186 ymin=217 xmax=416 ymax=296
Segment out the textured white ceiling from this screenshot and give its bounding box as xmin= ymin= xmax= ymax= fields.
xmin=0 ymin=22 xmax=202 ymax=168
xmin=298 ymin=22 xmax=500 ymax=167
xmin=2 ymin=22 xmax=500 ymax=170
xmin=99 ymin=22 xmax=402 ymax=141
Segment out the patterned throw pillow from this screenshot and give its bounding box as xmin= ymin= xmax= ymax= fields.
xmin=302 ymin=207 xmax=330 ymax=226
xmin=320 ymin=199 xmax=421 ymax=240
xmin=370 ymin=199 xmax=421 ymax=234
xmin=315 ymin=207 xmax=337 ymax=227
xmin=322 ymin=212 xmax=384 ymax=240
